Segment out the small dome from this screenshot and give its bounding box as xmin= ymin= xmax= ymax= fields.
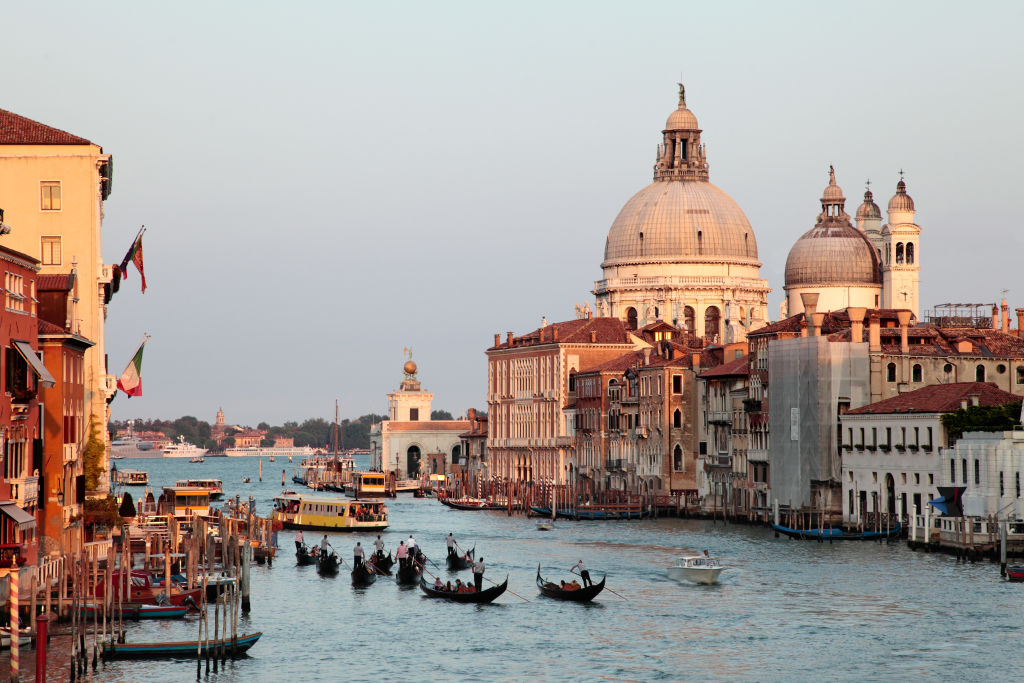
xmin=856 ymin=189 xmax=881 ymax=220
xmin=888 ymin=179 xmax=915 ymax=213
xmin=403 ymin=360 xmax=417 ymax=375
xmin=665 ymin=106 xmax=699 ymax=131
xmin=785 ymin=223 xmax=881 ymax=288
xmin=822 ymin=166 xmax=844 ymax=203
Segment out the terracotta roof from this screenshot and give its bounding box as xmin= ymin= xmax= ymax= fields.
xmin=698 ymin=354 xmax=750 ymax=379
xmin=0 ymin=109 xmax=92 ymax=145
xmin=37 ymin=319 xmax=64 ymax=334
xmin=489 ymin=317 xmax=633 ymax=350
xmin=385 ymin=421 xmax=470 ymax=432
xmin=749 ymin=308 xmax=915 ymax=338
xmin=846 ymin=382 xmax=1020 ymax=415
xmin=826 ymin=325 xmax=1024 ymax=358
xmin=37 ymin=273 xmax=74 ymax=292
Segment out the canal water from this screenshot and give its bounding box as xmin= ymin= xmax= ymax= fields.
xmin=6 ymin=456 xmax=1022 ymax=682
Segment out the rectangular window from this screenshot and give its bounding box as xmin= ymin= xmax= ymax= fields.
xmin=40 ymin=181 xmax=61 ymax=211
xmin=672 ymin=375 xmax=682 ymax=394
xmin=409 ymin=408 xmax=419 ymax=421
xmin=41 ymin=236 xmax=61 ymax=266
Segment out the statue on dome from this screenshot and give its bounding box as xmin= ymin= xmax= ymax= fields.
xmin=779 ymin=299 xmax=789 ymax=320
xmin=583 ymin=302 xmax=592 ymax=319
xmin=677 ymin=82 xmax=686 ymax=106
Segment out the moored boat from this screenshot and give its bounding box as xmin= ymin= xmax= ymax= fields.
xmin=113 ymin=469 xmax=149 ymax=486
xmin=529 ymin=505 xmax=648 ymax=520
xmin=95 ymin=570 xmax=201 ymax=607
xmin=418 ymin=576 xmax=507 ymax=603
xmin=1005 ymin=565 xmax=1024 ymax=581
xmin=76 ymin=603 xmax=187 ymax=619
xmin=439 ymin=496 xmax=503 ymax=511
xmin=536 ymin=565 xmax=606 ymax=602
xmin=772 ymin=522 xmax=902 ymax=541
xmin=102 ymin=632 xmax=262 ymax=660
xmin=667 ymin=554 xmax=726 ymax=585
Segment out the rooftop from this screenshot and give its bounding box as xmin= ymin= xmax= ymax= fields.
xmin=846 ymin=382 xmax=1019 ymax=415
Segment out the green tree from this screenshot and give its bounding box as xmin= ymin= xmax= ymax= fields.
xmin=941 ymin=402 xmax=1022 ymax=444
xmin=431 ymin=409 xmax=454 ymax=420
xmin=84 ymin=418 xmax=105 ymax=491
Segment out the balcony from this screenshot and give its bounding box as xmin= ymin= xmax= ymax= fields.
xmin=63 ymin=443 xmax=77 ymax=465
xmin=742 ymin=399 xmax=762 ymax=413
xmin=706 ymin=453 xmax=732 ymax=468
xmin=620 ymin=394 xmax=638 ymax=405
xmin=707 ymin=410 xmax=732 ymax=424
xmin=10 ymin=476 xmax=38 ymax=507
xmin=606 ymin=459 xmax=624 ymax=471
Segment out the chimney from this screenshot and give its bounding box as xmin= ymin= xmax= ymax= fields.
xmin=970 ymin=394 xmax=980 ymax=407
xmin=800 ymin=293 xmax=819 ymax=338
xmin=590 ymin=331 xmax=597 ymax=343
xmin=848 ymin=307 xmax=866 ymax=343
xmin=691 ymin=352 xmax=701 ymax=369
xmin=992 ymin=305 xmax=999 ymax=330
xmin=811 ymin=312 xmax=825 ymax=337
xmin=897 ymin=311 xmax=911 ymax=353
xmin=868 ymin=313 xmax=881 ymax=351
xmin=553 ymin=328 xmax=559 ymax=341
xmin=494 ymin=333 xmax=500 ymax=347
xmin=539 ymin=328 xmax=545 ymax=343
xmin=1017 ymin=308 xmax=1024 ymax=332
xmin=643 ymin=348 xmax=651 ymax=366
xmin=1001 ymin=299 xmax=1009 ymax=331
xmin=961 ymin=398 xmax=969 ymax=410
xmin=506 ymin=331 xmax=514 ymax=345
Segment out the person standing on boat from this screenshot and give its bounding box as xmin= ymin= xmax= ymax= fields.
xmin=373 ymin=534 xmax=385 ymax=560
xmin=407 ymin=534 xmax=417 ymax=557
xmin=396 ymin=540 xmax=408 ymax=568
xmin=472 ymin=556 xmax=485 ymax=592
xmin=354 ymin=542 xmax=365 ymax=569
xmin=571 ymin=560 xmax=592 ymax=587
xmin=295 ymin=529 xmax=304 ymax=552
xmin=320 ymin=535 xmax=329 ymax=557
xmin=446 ymin=532 xmax=456 ymax=558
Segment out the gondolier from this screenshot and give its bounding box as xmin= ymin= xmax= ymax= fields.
xmin=396 ymin=540 xmax=408 ymax=568
xmin=373 ymin=534 xmax=385 ymax=555
xmin=446 ymin=532 xmax=456 ymax=557
xmin=295 ymin=529 xmax=304 ymax=552
xmin=354 ymin=542 xmax=365 ymax=568
xmin=472 ymin=556 xmax=485 ymax=592
xmin=320 ymin=535 xmax=329 ymax=556
xmin=571 ymin=560 xmax=592 ymax=587
xmin=407 ymin=534 xmax=417 ymax=556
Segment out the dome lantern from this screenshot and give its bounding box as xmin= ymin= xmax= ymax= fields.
xmin=654 ymin=82 xmax=708 ymax=182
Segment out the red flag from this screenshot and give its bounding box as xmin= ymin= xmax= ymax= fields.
xmin=131 ymin=237 xmax=147 ymax=293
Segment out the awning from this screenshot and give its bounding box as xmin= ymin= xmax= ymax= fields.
xmin=0 ymin=503 xmax=36 ymax=531
xmin=12 ymin=340 xmax=55 ymax=388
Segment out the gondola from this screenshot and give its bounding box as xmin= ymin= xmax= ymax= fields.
xmin=296 ymin=544 xmax=316 ymax=566
xmin=102 ymin=632 xmax=262 ymax=660
xmin=372 ymin=551 xmax=394 ymax=574
xmin=536 ymin=565 xmax=606 ymax=602
xmin=446 ymin=546 xmax=475 ymax=571
xmin=395 ymin=559 xmax=423 ymax=586
xmin=418 ymin=576 xmax=507 ymax=603
xmin=351 ymin=562 xmax=377 ymax=587
xmin=772 ymin=522 xmax=902 ymax=541
xmin=316 ymin=551 xmax=340 ymax=576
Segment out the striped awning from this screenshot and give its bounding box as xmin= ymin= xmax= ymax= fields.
xmin=0 ymin=503 xmax=36 ymax=530
xmin=12 ymin=340 xmax=55 ymax=388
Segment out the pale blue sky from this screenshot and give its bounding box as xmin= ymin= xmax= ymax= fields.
xmin=2 ymin=1 xmax=1022 ymax=425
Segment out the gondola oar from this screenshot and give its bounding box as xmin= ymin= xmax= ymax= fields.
xmin=480 ymin=573 xmax=529 ymax=603
xmin=570 ymin=568 xmax=625 ymax=600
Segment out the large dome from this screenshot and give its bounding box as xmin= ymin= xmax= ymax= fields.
xmin=785 ymin=222 xmax=881 ymax=287
xmin=603 ymin=180 xmax=759 ymax=266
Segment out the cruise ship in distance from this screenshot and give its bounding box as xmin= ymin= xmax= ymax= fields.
xmin=162 ymin=436 xmax=208 ymax=459
xmin=223 ymin=445 xmax=315 ymax=458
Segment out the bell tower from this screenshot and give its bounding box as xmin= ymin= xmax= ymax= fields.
xmin=881 ymin=174 xmax=921 ymax=317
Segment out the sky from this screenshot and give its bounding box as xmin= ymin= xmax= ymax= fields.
xmin=2 ymin=1 xmax=1022 ymax=426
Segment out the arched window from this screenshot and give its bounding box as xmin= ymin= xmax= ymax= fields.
xmin=896 ymin=243 xmax=904 ymax=264
xmin=744 ymin=233 xmax=750 ymax=257
xmin=626 ymin=307 xmax=638 ymax=330
xmin=452 ymin=445 xmax=461 ymax=465
xmin=976 ymin=364 xmax=986 ymax=382
xmin=683 ymin=306 xmax=695 ymax=334
xmin=885 ymin=244 xmax=890 ymax=264
xmin=407 ymin=445 xmax=421 ymax=479
xmin=673 ymin=445 xmax=683 ymax=471
xmin=906 ymin=242 xmax=915 ymax=264
xmin=887 ymin=363 xmax=897 ymax=382
xmin=704 ymin=306 xmax=721 ymax=342
xmin=673 ymin=409 xmax=682 ymax=428
xmin=974 ymin=459 xmax=980 ymax=485
xmin=697 ymin=230 xmax=703 ymax=255
xmin=568 ymin=372 xmax=577 ymax=393
xmin=912 ymin=364 xmax=922 ymax=382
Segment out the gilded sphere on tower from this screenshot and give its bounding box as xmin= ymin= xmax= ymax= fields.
xmin=403 ymin=360 xmax=417 ymax=375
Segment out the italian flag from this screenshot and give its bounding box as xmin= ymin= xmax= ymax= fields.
xmin=117 ymin=337 xmax=149 ymax=397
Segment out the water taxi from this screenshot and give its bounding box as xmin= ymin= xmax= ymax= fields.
xmin=113 ymin=469 xmax=149 ymax=486
xmin=667 ymin=554 xmax=726 ymax=585
xmin=173 ymin=478 xmax=224 ymax=500
xmin=350 ymin=471 xmax=386 ymax=499
xmin=271 ymin=493 xmax=388 ymax=531
xmin=158 ymin=486 xmax=212 ymax=520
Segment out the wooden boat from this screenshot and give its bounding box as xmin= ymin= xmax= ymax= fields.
xmin=0 ymin=628 xmax=32 ymax=649
xmin=351 ymin=562 xmax=377 ymax=587
xmin=95 ymin=570 xmax=202 ymax=607
xmin=1005 ymin=565 xmax=1024 ymax=581
xmin=271 ymin=494 xmax=388 ymax=531
xmin=530 ymin=505 xmax=648 ymax=520
xmin=394 ymin=560 xmax=423 ymax=585
xmin=372 ymin=551 xmax=394 ymax=574
xmin=316 ymin=552 xmax=340 ymax=576
xmin=772 ymin=522 xmax=902 ymax=541
xmin=439 ymin=496 xmax=503 ymax=511
xmin=418 ymin=576 xmax=507 ymax=603
xmin=296 ymin=545 xmax=316 ymax=566
xmin=76 ymin=603 xmax=187 ymax=619
xmin=446 ymin=547 xmax=475 ymax=571
xmin=349 ymin=472 xmax=386 ymax=499
xmin=536 ymin=565 xmax=606 ymax=602
xmin=102 ymin=631 xmax=262 ymax=660
xmin=158 ymin=486 xmax=212 ymax=519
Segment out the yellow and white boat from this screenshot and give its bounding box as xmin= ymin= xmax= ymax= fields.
xmin=349 ymin=471 xmax=386 ymax=499
xmin=271 ymin=493 xmax=388 ymax=531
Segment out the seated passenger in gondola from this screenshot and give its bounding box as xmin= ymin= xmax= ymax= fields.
xmin=445 ymin=581 xmax=453 ymax=592
xmin=434 ymin=577 xmax=444 ymax=590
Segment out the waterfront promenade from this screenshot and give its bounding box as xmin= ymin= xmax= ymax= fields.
xmin=5 ymin=456 xmax=1021 ymax=682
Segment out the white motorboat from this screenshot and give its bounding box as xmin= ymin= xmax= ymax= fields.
xmin=162 ymin=435 xmax=208 ymax=459
xmin=536 ymin=520 xmax=554 ymax=531
xmin=667 ymin=554 xmax=726 ymax=585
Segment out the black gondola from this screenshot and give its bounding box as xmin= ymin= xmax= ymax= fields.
xmin=351 ymin=562 xmax=377 ymax=587
xmin=446 ymin=546 xmax=475 ymax=571
xmin=316 ymin=552 xmax=340 ymax=576
xmin=372 ymin=551 xmax=394 ymax=574
xmin=395 ymin=559 xmax=423 ymax=585
xmin=536 ymin=565 xmax=605 ymax=602
xmin=418 ymin=576 xmax=507 ymax=603
xmin=296 ymin=544 xmax=316 ymax=566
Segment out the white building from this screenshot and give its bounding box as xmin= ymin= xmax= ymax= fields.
xmin=840 ymin=382 xmax=1018 ymax=523
xmin=945 ymin=426 xmax=1024 ymax=520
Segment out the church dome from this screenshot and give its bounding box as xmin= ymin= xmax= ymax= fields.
xmin=785 ymin=168 xmax=881 ymax=288
xmin=856 ymin=188 xmax=881 ymax=220
xmin=665 ymin=106 xmax=699 ymax=131
xmin=603 ymin=180 xmax=759 ymax=266
xmin=888 ymin=178 xmax=915 ymax=213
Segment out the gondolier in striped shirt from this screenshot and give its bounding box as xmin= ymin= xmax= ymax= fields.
xmin=472 ymin=556 xmax=485 ymax=592
xmin=571 ymin=560 xmax=592 ymax=587
xmin=396 ymin=540 xmax=408 ymax=568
